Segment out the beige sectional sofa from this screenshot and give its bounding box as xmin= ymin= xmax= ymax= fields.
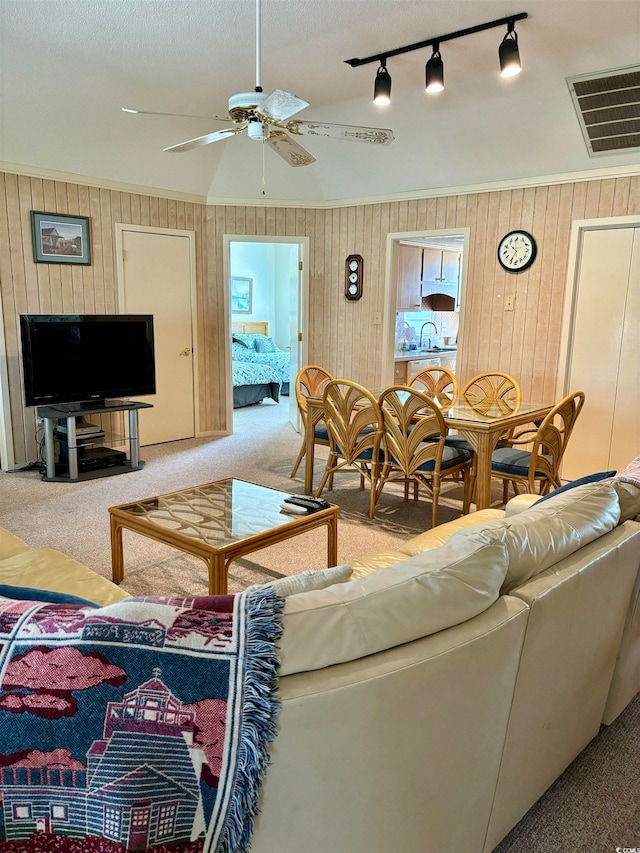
xmin=1 ymin=479 xmax=639 ymax=853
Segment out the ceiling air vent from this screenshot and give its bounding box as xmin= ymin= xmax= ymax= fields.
xmin=567 ymin=65 xmax=640 ymax=156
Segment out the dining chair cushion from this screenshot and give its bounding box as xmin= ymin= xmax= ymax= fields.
xmin=491 ymin=447 xmax=553 ymax=477
xmin=314 ymin=424 xmax=329 ymax=441
xmin=413 ymin=444 xmax=473 ymax=471
xmin=278 ymin=527 xmax=509 ymax=675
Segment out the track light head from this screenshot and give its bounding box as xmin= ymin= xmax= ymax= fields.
xmin=425 ymin=42 xmax=444 ymax=93
xmin=499 ymin=22 xmax=522 ymax=77
xmin=373 ymin=59 xmax=392 ymax=106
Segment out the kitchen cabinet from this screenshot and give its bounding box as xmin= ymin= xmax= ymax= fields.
xmin=421 ymin=248 xmax=460 ymax=285
xmin=395 ymin=354 xmax=455 ymax=385
xmin=396 ymin=245 xmax=423 ymax=311
xmin=439 ymin=354 xmax=457 ymax=373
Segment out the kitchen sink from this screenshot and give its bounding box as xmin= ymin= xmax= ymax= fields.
xmin=417 ymin=346 xmax=457 ymax=353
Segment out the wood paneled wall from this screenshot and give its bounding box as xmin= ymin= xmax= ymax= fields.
xmin=2 ymin=168 xmax=639 ymax=465
xmin=0 ymin=172 xmax=209 ymax=466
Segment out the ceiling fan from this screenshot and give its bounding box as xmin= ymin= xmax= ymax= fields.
xmin=122 ymin=0 xmax=394 ymax=167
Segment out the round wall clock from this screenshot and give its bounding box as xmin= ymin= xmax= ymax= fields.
xmin=345 ymin=254 xmax=363 ymax=300
xmin=497 ymin=230 xmax=537 ymax=273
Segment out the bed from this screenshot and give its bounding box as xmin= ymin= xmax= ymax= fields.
xmin=232 ymin=361 xmax=282 ymax=408
xmin=231 ymin=321 xmax=291 ymax=396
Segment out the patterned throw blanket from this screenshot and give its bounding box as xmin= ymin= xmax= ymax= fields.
xmin=0 ymin=589 xmax=284 ymax=853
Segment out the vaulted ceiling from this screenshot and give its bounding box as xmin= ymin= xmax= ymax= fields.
xmin=1 ymin=0 xmax=638 ymax=203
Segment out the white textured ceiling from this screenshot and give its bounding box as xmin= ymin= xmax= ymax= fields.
xmin=1 ymin=0 xmax=639 ymax=203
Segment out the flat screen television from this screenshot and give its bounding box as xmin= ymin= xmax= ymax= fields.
xmin=20 ymin=314 xmax=156 ymax=409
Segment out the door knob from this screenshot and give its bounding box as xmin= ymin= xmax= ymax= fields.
xmin=179 ymin=347 xmax=192 ymax=356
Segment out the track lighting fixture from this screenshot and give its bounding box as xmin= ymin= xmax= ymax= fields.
xmin=499 ymin=21 xmax=522 ymax=77
xmin=373 ymin=59 xmax=392 ymax=106
xmin=425 ymin=42 xmax=444 ymax=93
xmin=345 ymin=12 xmax=527 ymax=101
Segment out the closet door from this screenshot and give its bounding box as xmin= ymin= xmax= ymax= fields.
xmin=561 ymin=227 xmax=639 ymax=479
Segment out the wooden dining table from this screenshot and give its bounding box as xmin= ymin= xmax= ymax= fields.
xmin=303 ymin=391 xmax=554 ymax=510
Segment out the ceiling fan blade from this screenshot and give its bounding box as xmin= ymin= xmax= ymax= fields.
xmin=287 ymin=121 xmax=394 ymax=146
xmin=123 ymin=107 xmax=231 ymax=122
xmin=258 ymin=89 xmax=310 ymax=122
xmin=266 ymin=131 xmax=316 ymax=167
xmin=163 ymin=127 xmax=243 ymax=153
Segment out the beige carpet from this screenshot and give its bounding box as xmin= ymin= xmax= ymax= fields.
xmin=0 ymin=398 xmax=470 ymax=595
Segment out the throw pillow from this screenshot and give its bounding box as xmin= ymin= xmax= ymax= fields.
xmin=532 ymin=470 xmax=616 ymax=505
xmin=616 ymin=454 xmax=640 ymax=489
xmin=246 ymin=564 xmax=353 ymax=597
xmin=0 ymin=584 xmax=98 ymax=607
xmin=262 ymin=336 xmax=276 ymax=353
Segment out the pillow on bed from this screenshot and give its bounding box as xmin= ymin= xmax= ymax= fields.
xmin=232 ymin=333 xmax=253 ymax=348
xmin=254 ymin=337 xmax=277 ymax=353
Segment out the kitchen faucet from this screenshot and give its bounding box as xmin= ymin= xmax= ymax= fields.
xmin=419 ymin=321 xmax=438 ymax=349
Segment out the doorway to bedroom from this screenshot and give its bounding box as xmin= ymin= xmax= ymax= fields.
xmin=225 ymin=236 xmax=308 ymax=435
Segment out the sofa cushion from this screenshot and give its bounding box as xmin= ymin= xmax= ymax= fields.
xmin=451 ymin=482 xmax=620 ymax=595
xmin=532 ymin=470 xmax=616 ymax=505
xmin=0 ymin=548 xmax=131 ymax=606
xmin=0 ymin=527 xmax=30 ymax=560
xmin=608 ymin=479 xmax=640 ymax=523
xmin=349 ymin=509 xmax=504 ymax=578
xmin=246 ymin=564 xmax=353 ymax=597
xmin=278 ymin=528 xmax=509 ymax=676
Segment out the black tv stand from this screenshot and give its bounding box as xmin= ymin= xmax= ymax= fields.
xmin=37 ymin=400 xmax=153 ymax=482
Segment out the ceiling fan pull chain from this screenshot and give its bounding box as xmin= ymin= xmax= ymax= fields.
xmin=262 ymin=138 xmax=267 ymax=196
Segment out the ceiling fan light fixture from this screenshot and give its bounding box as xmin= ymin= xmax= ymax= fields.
xmin=499 ymin=23 xmax=522 ymax=77
xmin=373 ymin=60 xmax=392 ymax=106
xmin=425 ymin=43 xmax=444 ymax=93
xmin=247 ymin=118 xmax=268 ymax=141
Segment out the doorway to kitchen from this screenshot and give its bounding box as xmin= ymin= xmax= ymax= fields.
xmin=384 ymin=229 xmax=469 ymax=387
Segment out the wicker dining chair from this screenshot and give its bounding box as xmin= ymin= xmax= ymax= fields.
xmin=490 ymin=390 xmax=586 ymax=499
xmin=290 ymin=365 xmax=334 ymax=479
xmin=461 ymin=371 xmax=522 ymax=415
xmin=377 ymin=385 xmax=475 ymax=528
xmin=409 ymin=366 xmax=458 ymax=406
xmin=316 ymin=379 xmax=384 ymax=519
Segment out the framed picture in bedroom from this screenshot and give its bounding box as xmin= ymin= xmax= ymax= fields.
xmin=30 ymin=211 xmax=91 ymax=265
xmin=231 ymin=276 xmax=253 ymax=313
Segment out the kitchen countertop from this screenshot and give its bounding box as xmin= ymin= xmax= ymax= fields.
xmin=394 ymin=348 xmax=457 ymax=362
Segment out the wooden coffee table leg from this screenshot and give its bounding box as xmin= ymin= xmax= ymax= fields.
xmin=207 ymin=553 xmax=228 ymax=596
xmin=110 ymin=514 xmax=125 ymax=585
xmin=327 ymin=511 xmax=338 ymax=566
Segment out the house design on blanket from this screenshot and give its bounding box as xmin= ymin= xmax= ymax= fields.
xmin=0 ymin=669 xmax=208 ymax=848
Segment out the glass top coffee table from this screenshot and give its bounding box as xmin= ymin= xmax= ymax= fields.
xmin=109 ymin=478 xmax=339 ymax=595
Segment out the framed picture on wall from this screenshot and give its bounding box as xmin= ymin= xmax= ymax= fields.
xmin=30 ymin=212 xmax=91 ymax=265
xmin=231 ymin=276 xmax=253 ymax=313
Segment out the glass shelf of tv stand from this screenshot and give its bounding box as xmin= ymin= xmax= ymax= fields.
xmin=37 ymin=400 xmax=154 ymax=482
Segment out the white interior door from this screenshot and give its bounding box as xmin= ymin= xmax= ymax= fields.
xmin=561 ymin=226 xmax=639 ymax=478
xmin=119 ymin=228 xmax=195 ymax=446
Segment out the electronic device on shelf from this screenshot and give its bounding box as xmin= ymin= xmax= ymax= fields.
xmin=19 ymin=313 xmax=156 ymax=408
xmin=55 ymin=419 xmax=104 ymax=437
xmin=65 ymin=446 xmax=127 ymax=474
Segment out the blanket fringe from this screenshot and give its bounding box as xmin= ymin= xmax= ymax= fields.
xmin=216 ymin=587 xmax=285 ymax=853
